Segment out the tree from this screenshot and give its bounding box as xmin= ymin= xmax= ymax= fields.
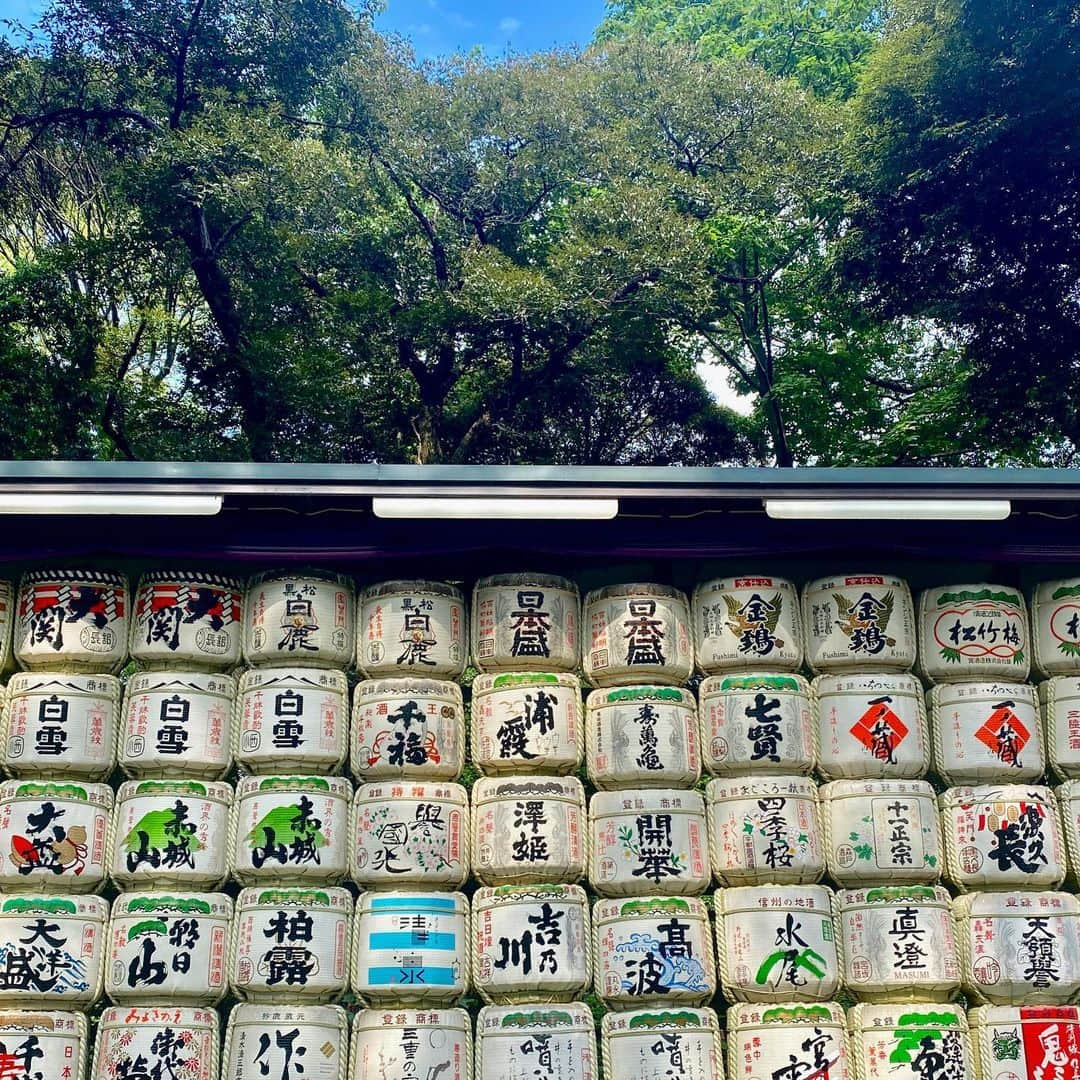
xmin=843 ymin=0 xmax=1080 ymax=459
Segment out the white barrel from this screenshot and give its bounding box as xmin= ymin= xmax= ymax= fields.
xmin=727 ymin=1002 xmax=850 ymax=1080
xmin=820 ymin=780 xmax=942 ymax=886
xmin=352 ymin=781 xmax=469 ymax=888
xmin=589 ymin=789 xmax=709 ymax=897
xmin=472 ymin=884 xmax=591 ymax=1003
xmin=231 ymin=774 xmax=351 ymax=885
xmin=111 ymin=779 xmax=231 ymax=889
xmin=971 ymin=1004 xmax=1080 ymax=1080
xmin=352 ymin=891 xmax=469 ymax=1004
xmin=476 ymin=1003 xmax=596 ymax=1080
xmin=245 ymin=569 xmax=355 ymax=668
xmin=92 ymin=1005 xmax=218 ymax=1080
xmin=471 ymin=672 xmax=583 ymax=775
xmin=358 ymin=579 xmax=466 ymax=679
xmin=0 ymin=581 xmax=12 ymax=674
xmin=351 ymin=1007 xmax=472 ymax=1080
xmin=585 ymin=686 xmax=699 ymax=789
xmin=838 ymin=886 xmax=959 ymax=1001
xmin=131 ymin=570 xmax=244 ymax=668
xmin=941 ymin=784 xmax=1065 ymax=891
xmin=694 ymin=574 xmax=803 ymax=673
xmin=954 ymin=891 xmax=1080 ymax=1005
xmin=1043 ymin=678 xmax=1080 ymax=781
xmin=16 ymin=569 xmax=129 ymax=673
xmin=813 ymin=673 xmax=930 ymax=780
xmin=472 ymin=776 xmax=586 ymax=886
xmin=222 ymin=1003 xmax=347 ymax=1080
xmin=0 ymin=894 xmax=107 ymax=1007
xmin=1057 ymin=780 xmax=1080 ymax=885
xmin=0 ymin=780 xmax=111 ymax=893
xmin=594 ymin=896 xmax=715 ymax=1008
xmin=715 ymin=885 xmax=841 ymax=1003
xmin=230 ymin=886 xmax=351 ymax=1003
xmin=0 ymin=1009 xmax=88 ymax=1080
xmin=849 ymin=1004 xmax=974 ymax=1080
xmin=605 ymin=1006 xmax=723 ymax=1080
xmin=705 ymin=777 xmax=824 ymax=886
xmin=930 ymin=681 xmax=1043 ymax=783
xmin=2 ymin=672 xmax=120 ymax=779
xmin=472 ymin=572 xmax=580 ymax=672
xmin=919 ymin=583 xmax=1030 ymax=683
xmin=119 ymin=670 xmax=235 ymax=779
xmin=583 ymin=583 xmax=693 ymax=688
xmin=350 ymin=678 xmax=464 ymax=782
xmin=105 ymin=891 xmax=231 ymax=1005
xmin=802 ymin=573 xmax=916 ymax=674
xmin=235 ymin=667 xmax=349 ymax=774
xmin=1033 ymin=579 xmax=1080 ymax=678
xmin=700 ymin=673 xmax=814 ymax=776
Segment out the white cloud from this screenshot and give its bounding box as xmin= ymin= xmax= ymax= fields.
xmin=499 ymin=17 xmax=521 ymax=32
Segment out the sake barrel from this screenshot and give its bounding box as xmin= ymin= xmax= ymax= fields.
xmin=589 ymin=789 xmax=709 ymax=897
xmin=0 ymin=1009 xmax=88 ymax=1080
xmin=802 ymin=573 xmax=916 ymax=674
xmin=111 ymin=779 xmax=231 ymax=889
xmin=222 ymin=1003 xmax=348 ymax=1080
xmin=820 ymin=780 xmax=942 ymax=887
xmin=15 ymin=569 xmax=128 ymax=673
xmin=472 ymin=776 xmax=586 ymax=886
xmin=358 ymin=579 xmax=466 ymax=680
xmin=585 ymin=686 xmax=700 ymax=789
xmin=848 ymin=1004 xmax=974 ymax=1080
xmin=92 ymin=1005 xmax=218 ymax=1080
xmin=694 ymin=574 xmax=803 ymax=673
xmin=351 ymin=891 xmax=469 ymax=1004
xmin=605 ymin=1006 xmax=723 ymax=1080
xmin=235 ymin=666 xmax=349 ymax=774
xmin=919 ymin=583 xmax=1030 ymax=684
xmin=2 ymin=672 xmax=120 ymax=780
xmin=583 ymin=583 xmax=693 ymax=688
xmin=476 ymin=1003 xmax=597 ymax=1080
xmin=230 ymin=886 xmax=351 ymax=1003
xmin=471 ymin=672 xmax=584 ymax=775
xmin=231 ymin=775 xmax=352 ymax=885
xmin=351 ymin=1008 xmax=472 ymax=1080
xmin=350 ymin=678 xmax=464 ymax=782
xmin=1040 ymin=678 xmax=1080 ymax=781
xmin=699 ymin=672 xmax=815 ymax=777
xmin=351 ymin=781 xmax=469 ymax=888
xmin=245 ymin=569 xmax=355 ymax=669
xmin=1033 ymin=579 xmax=1080 ymax=678
xmin=715 ymin=884 xmax=841 ymax=1004
xmin=813 ymin=673 xmax=930 ymax=780
xmin=727 ymin=1003 xmax=850 ymax=1080
xmin=472 ymin=885 xmax=591 ymax=1003
xmin=119 ymin=670 xmax=235 ymax=779
xmin=105 ymin=891 xmax=231 ymax=1006
xmin=1057 ymin=780 xmax=1080 ymax=885
xmin=472 ymin=572 xmax=580 ymax=673
xmin=705 ymin=776 xmax=824 ymax=886
xmin=954 ymin=891 xmax=1080 ymax=1005
xmin=970 ymin=1005 xmax=1080 ymax=1080
xmin=930 ymin=681 xmax=1043 ymax=783
xmin=594 ymin=896 xmax=715 ymax=1008
xmin=940 ymin=784 xmax=1066 ymax=892
xmin=838 ymin=886 xmax=960 ymax=1001
xmin=0 ymin=894 xmax=107 ymax=1007
xmin=0 ymin=780 xmax=111 ymax=893
xmin=130 ymin=570 xmax=244 ymax=669
xmin=0 ymin=580 xmax=14 ymax=674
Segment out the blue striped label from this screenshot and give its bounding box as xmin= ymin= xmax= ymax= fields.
xmin=369 ymin=931 xmax=456 ymax=951
xmin=367 ymin=966 xmax=457 ymax=986
xmin=369 ymin=897 xmax=458 ymax=912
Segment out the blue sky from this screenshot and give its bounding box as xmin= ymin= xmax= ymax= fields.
xmin=0 ymin=0 xmax=610 ymax=57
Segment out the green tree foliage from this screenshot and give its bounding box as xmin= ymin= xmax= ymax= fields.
xmin=843 ymin=0 xmax=1080 ymax=459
